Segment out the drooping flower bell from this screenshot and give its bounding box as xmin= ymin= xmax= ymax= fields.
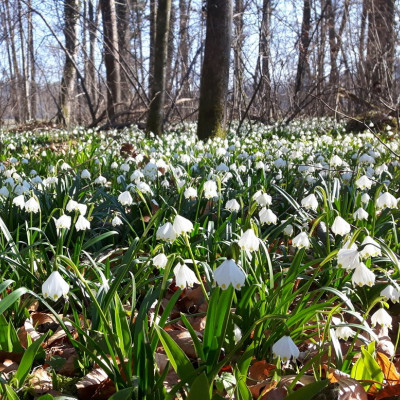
xmin=292 ymin=232 xmax=310 ymax=249
xmin=380 ymin=285 xmax=400 ymax=303
xmin=213 ymin=259 xmax=246 ymax=290
xmin=331 ymin=216 xmax=351 ymax=236
xmin=75 ymin=215 xmax=90 ymax=231
xmin=42 ymin=271 xmax=69 ymax=301
xmin=55 ymin=215 xmax=72 ymax=231
xmin=355 ymin=175 xmax=372 ymax=190
xmin=173 ymin=263 xmax=199 ymax=289
xmin=335 ymin=326 xmax=356 ymax=341
xmin=371 ymin=308 xmax=392 ymax=329
xmin=353 ymin=207 xmax=369 ymax=221
xmin=172 ymin=215 xmax=193 ymax=235
xmin=225 ymin=199 xmax=240 ymax=212
xmin=118 ymin=191 xmax=133 ymax=206
xmin=301 ymin=193 xmax=318 ymax=211
xmin=376 ymin=192 xmax=397 ymax=210
xmin=272 ymin=336 xmax=300 ymax=362
xmin=13 ymin=195 xmax=25 ymax=210
xmin=153 ymin=253 xmax=168 ymax=269
xmin=360 ymin=236 xmax=381 ymax=258
xmin=259 ymin=208 xmax=278 ymax=225
xmin=337 ymin=248 xmax=360 ymax=270
xmin=352 ymin=262 xmax=375 ymax=287
xmin=156 ymin=222 xmax=177 ymax=242
xmin=238 ymin=229 xmax=259 ymax=252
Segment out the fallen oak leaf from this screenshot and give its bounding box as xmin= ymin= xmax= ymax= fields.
xmin=376 ymin=383 xmax=400 ymax=399
xmin=376 ymin=352 xmax=400 ymax=384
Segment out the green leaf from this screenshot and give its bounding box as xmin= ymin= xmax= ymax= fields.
xmin=109 ymin=387 xmax=134 ymax=400
xmin=13 ymin=333 xmax=48 ymax=388
xmin=4 ymin=384 xmax=19 ymax=400
xmin=351 ymin=346 xmax=384 ymax=390
xmin=0 ymin=287 xmax=28 ymax=315
xmin=187 ymin=373 xmax=210 ymax=400
xmin=285 ymin=379 xmax=329 ymax=399
xmin=155 ymin=326 xmax=196 ymax=384
xmin=82 ymin=230 xmax=119 ymax=250
xmin=37 ymin=395 xmax=55 ymax=400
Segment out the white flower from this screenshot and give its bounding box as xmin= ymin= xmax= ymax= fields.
xmin=359 ymin=236 xmax=381 ymax=258
xmin=225 ymin=199 xmax=240 ymax=212
xmin=120 ymin=163 xmax=130 ymax=173
xmin=118 ymin=191 xmax=133 ymax=206
xmin=42 ymin=271 xmax=69 ymax=301
xmin=81 ymin=169 xmax=91 ymax=179
xmin=259 ymin=208 xmax=278 ymax=225
xmin=238 ymin=229 xmax=259 ymax=252
xmin=25 ymin=197 xmax=40 ymax=213
xmin=112 ymin=216 xmax=123 ymax=227
xmin=371 ymin=308 xmax=392 ymax=329
xmin=173 ymin=263 xmax=199 ymax=289
xmin=156 ymin=222 xmax=177 ymax=242
xmin=301 ymin=193 xmax=318 ymax=211
xmin=75 ymin=215 xmax=90 ymax=231
xmin=153 ymin=253 xmax=168 ymax=269
xmin=380 ymin=285 xmax=400 ymax=303
xmin=355 ymin=175 xmax=372 ymax=190
xmin=76 ymin=203 xmax=87 ymax=216
xmin=184 ymin=187 xmax=197 ymax=199
xmin=352 ymin=263 xmax=375 ymax=287
xmin=213 ymin=259 xmax=246 ymax=290
xmin=353 ymin=208 xmax=369 ymax=221
xmin=94 ymin=175 xmax=107 ymax=185
xmin=203 ymin=180 xmax=218 ymax=199
xmin=66 ymin=199 xmax=78 ymax=213
xmin=173 ymin=215 xmax=193 ymax=235
xmin=255 ymin=193 xmax=272 ymax=207
xmin=272 ymin=336 xmax=299 ymax=361
xmin=337 ymin=248 xmax=360 ymax=270
xmin=60 ymin=162 xmax=71 ymax=171
xmin=13 ymin=195 xmax=25 ymax=209
xmin=0 ymin=186 xmax=9 ymax=198
xmin=376 ymin=192 xmax=397 ymax=210
xmin=292 ymin=232 xmax=310 ymax=249
xmin=361 ymin=193 xmax=370 ymax=204
xmin=335 ymin=326 xmax=356 ymax=341
xmin=330 ymin=155 xmax=343 ymax=167
xmin=283 ymin=223 xmax=294 ymax=236
xmin=55 ymin=215 xmax=72 ymax=230
xmin=331 ymin=216 xmax=351 ymax=236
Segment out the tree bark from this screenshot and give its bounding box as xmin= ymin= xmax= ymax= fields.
xmin=146 ymin=0 xmax=172 ymax=135
xmin=178 ymin=0 xmax=190 ymax=97
xmin=58 ymin=0 xmax=80 ymax=126
xmin=197 ymin=0 xmax=233 ymax=140
xmin=100 ymin=0 xmax=122 ymax=120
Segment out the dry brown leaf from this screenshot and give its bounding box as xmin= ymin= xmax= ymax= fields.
xmin=166 ymin=330 xmax=198 ymax=359
xmin=327 ymin=370 xmax=367 ymax=400
xmin=261 ymin=387 xmax=287 ymax=400
xmin=59 ymin=355 xmax=78 ymax=376
xmin=376 ymin=383 xmax=400 ymax=399
xmin=29 ymin=367 xmax=52 ymax=394
xmin=76 ymin=368 xmax=108 ymax=399
xmin=248 ymin=360 xmax=276 ymax=381
xmin=90 ymin=378 xmax=116 ymax=400
xmin=376 ymin=352 xmax=400 ymax=384
xmin=18 ymin=318 xmax=43 ymax=348
xmin=0 ymin=359 xmax=18 ymax=374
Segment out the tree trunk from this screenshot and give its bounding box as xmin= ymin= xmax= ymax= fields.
xmin=100 ymin=0 xmax=122 ymax=120
xmin=146 ymin=0 xmax=172 ymax=135
xmin=178 ymin=0 xmax=190 ymax=97
xmin=58 ymin=0 xmax=80 ymax=126
xmin=233 ymin=0 xmax=244 ymax=120
xmin=148 ymin=0 xmax=157 ymax=93
xmin=27 ymin=0 xmax=36 ymax=120
xmin=366 ymin=0 xmax=395 ymax=104
xmin=197 ymin=0 xmax=233 ymax=140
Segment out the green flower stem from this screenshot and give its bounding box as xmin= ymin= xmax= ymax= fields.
xmin=183 ymin=234 xmax=209 ymax=302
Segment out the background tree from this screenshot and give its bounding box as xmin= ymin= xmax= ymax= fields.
xmin=197 ymin=0 xmax=233 ymax=140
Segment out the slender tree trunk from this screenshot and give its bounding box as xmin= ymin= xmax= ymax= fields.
xmin=17 ymin=0 xmax=29 ymax=121
xmin=146 ymin=0 xmax=172 ymax=135
xmin=233 ymin=0 xmax=244 ymax=120
xmin=166 ymin=0 xmax=176 ymax=94
xmin=148 ymin=0 xmax=157 ymax=93
xmin=58 ymin=0 xmax=80 ymax=126
xmin=178 ymin=0 xmax=190 ymax=97
xmin=100 ymin=0 xmax=122 ymax=120
xmin=197 ymin=0 xmax=233 ymax=140
xmin=27 ymin=0 xmax=36 ymax=120
xmin=294 ymin=0 xmax=312 ymax=99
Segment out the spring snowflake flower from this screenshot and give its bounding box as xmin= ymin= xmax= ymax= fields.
xmin=380 ymin=285 xmax=400 ymax=303
xmin=238 ymin=229 xmax=259 ymax=252
xmin=283 ymin=223 xmax=294 ymax=236
xmin=355 ymin=175 xmax=372 ymax=190
xmin=25 ymin=197 xmax=40 ymax=213
xmin=120 ymin=163 xmax=130 ymax=173
xmin=335 ymin=326 xmax=356 ymax=341
xmin=112 ymin=215 xmax=123 ymax=227
xmin=156 ymin=222 xmax=177 ymax=242
xmin=152 ymin=253 xmax=168 ymax=269
xmin=376 ymin=192 xmax=397 ymax=210
xmin=225 ymin=199 xmax=240 ymax=212
xmin=203 ymin=180 xmax=218 ymax=199
xmin=81 ymin=169 xmax=91 ymax=180
xmin=272 ymin=336 xmax=299 ymax=362
xmin=337 ymin=248 xmax=360 ymax=270
xmin=0 ymin=186 xmax=9 ymax=198
xmin=184 ymin=187 xmax=197 ymax=200
xmin=331 ymin=216 xmax=351 ymax=236
xmin=213 ymin=259 xmax=246 ymax=290
xmin=259 ymin=208 xmax=278 ymax=225
xmin=94 ymin=175 xmax=107 ymax=185
xmin=118 ymin=191 xmax=133 ymax=206
xmin=371 ymin=308 xmax=392 ymax=329
xmin=301 ymin=193 xmax=318 ymax=211
xmin=292 ymin=232 xmax=310 ymax=249
xmin=13 ymin=195 xmax=25 ymax=209
xmin=255 ymin=193 xmax=272 ymax=207
xmin=353 ymin=207 xmax=369 ymax=221
xmin=173 ymin=215 xmax=193 ymax=235
xmin=42 ymin=271 xmax=69 ymax=301
xmin=75 ymin=215 xmax=90 ymax=231
xmin=360 ymin=236 xmax=381 ymax=258
xmin=352 ymin=263 xmax=375 ymax=287
xmin=361 ymin=193 xmax=370 ymax=204
xmin=55 ymin=215 xmax=72 ymax=230
xmin=66 ymin=199 xmax=78 ymax=213
xmin=173 ymin=263 xmax=199 ymax=289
